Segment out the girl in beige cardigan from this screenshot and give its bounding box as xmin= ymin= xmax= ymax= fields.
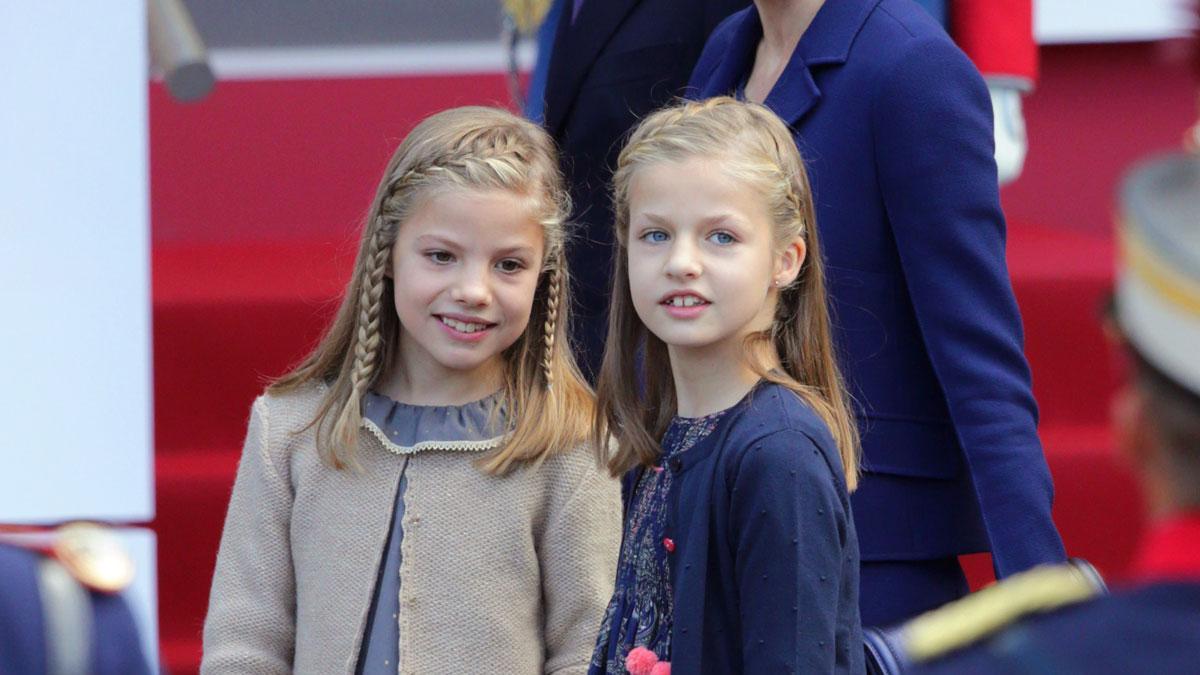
xmin=201 ymin=107 xmax=621 ymax=675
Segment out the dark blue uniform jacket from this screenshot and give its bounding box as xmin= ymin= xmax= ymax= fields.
xmin=918 ymin=514 xmax=1200 ymax=674
xmin=920 ymin=583 xmax=1200 ymax=674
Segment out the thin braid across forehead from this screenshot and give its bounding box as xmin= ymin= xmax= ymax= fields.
xmin=380 ymin=122 xmax=550 ymax=215
xmin=617 ymin=96 xmax=742 ymax=167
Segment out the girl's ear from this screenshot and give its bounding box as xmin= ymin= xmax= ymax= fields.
xmin=773 ymin=235 xmax=806 ymax=288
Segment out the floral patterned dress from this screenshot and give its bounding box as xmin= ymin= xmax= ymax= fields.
xmin=589 ymin=411 xmax=727 ymax=674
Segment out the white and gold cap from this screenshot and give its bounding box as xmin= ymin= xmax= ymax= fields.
xmin=1116 ymin=152 xmax=1200 ymax=396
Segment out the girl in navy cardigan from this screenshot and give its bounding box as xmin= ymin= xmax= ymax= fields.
xmin=590 ymin=97 xmax=864 ymax=674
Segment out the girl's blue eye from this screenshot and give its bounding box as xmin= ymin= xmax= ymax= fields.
xmin=640 ymin=230 xmax=669 ymax=243
xmin=708 ymin=231 xmax=736 ymax=245
xmin=428 ymin=251 xmax=454 ymax=264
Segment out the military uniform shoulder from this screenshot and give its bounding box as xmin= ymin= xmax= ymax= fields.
xmin=0 ymin=523 xmax=134 ymax=594
xmin=867 ymin=560 xmax=1107 ymax=672
xmin=0 ymin=524 xmax=150 ymax=675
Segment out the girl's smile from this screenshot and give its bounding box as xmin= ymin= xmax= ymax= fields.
xmin=435 ymin=312 xmax=498 ymax=342
xmin=387 ymin=187 xmax=544 ymax=394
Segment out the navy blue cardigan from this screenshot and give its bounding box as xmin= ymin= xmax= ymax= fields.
xmin=626 ymin=382 xmax=863 ymax=673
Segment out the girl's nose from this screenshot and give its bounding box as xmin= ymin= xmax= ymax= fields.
xmin=664 ymin=241 xmax=702 ymax=280
xmin=451 ymin=266 xmax=492 ymax=306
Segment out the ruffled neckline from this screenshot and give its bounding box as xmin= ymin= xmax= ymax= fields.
xmin=360 ymin=389 xmax=508 ymax=455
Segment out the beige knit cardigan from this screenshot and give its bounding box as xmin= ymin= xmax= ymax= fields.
xmin=201 ymin=385 xmax=621 ymax=674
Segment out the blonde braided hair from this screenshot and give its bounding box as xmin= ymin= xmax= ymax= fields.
xmin=270 ymin=106 xmax=592 ymax=472
xmin=329 ymin=222 xmax=392 ymax=456
xmin=540 ymin=255 xmax=563 ymax=389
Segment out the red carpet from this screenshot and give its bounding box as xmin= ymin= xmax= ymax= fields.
xmin=150 ymin=42 xmax=1184 ymax=672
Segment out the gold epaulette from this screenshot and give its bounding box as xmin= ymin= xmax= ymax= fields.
xmin=1 ymin=523 xmax=135 ymax=594
xmin=502 ymin=0 xmax=553 ymax=33
xmin=53 ymin=522 xmax=135 ymax=594
xmin=903 ymin=563 xmax=1104 ymax=663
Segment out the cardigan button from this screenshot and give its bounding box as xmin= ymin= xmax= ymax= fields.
xmin=669 ymin=458 xmax=683 ymax=472
xmin=663 ymin=537 xmax=676 ymax=553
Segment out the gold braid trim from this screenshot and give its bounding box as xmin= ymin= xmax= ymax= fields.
xmin=905 ymin=563 xmax=1102 ymax=663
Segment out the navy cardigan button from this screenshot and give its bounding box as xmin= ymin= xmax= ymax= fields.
xmin=669 ymin=458 xmax=683 ymax=471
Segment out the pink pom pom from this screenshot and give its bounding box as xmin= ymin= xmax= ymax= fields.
xmin=625 ymin=647 xmax=659 ymax=675
xmin=650 ymin=662 xmax=671 ymax=675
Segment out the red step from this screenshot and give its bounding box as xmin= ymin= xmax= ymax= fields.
xmin=1009 ymin=220 xmax=1116 ymax=427
xmin=153 ymin=241 xmax=353 ymax=454
xmin=152 ymin=449 xmax=241 ymax=675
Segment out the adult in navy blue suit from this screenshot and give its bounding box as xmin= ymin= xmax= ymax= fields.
xmin=540 ymin=0 xmax=747 ymax=379
xmin=689 ymin=0 xmax=1066 ymax=625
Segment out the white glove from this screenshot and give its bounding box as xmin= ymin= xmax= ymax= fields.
xmin=988 ymin=80 xmax=1028 ymax=186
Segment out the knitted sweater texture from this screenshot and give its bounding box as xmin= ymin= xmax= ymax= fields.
xmin=201 ymin=385 xmax=621 ymax=674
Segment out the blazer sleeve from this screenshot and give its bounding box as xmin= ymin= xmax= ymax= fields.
xmin=730 ymin=429 xmax=849 ymax=673
xmin=870 ymin=36 xmax=1066 ymax=576
xmin=539 ymin=450 xmax=622 ymax=675
xmin=201 ymin=396 xmax=296 ymax=674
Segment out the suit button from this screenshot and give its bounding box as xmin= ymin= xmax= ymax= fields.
xmin=669 ymin=458 xmax=683 ymax=471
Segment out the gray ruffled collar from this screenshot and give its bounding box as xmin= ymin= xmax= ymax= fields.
xmin=361 ymin=389 xmax=508 ymax=455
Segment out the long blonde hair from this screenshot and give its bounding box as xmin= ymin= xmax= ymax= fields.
xmin=595 ymin=97 xmax=860 ymax=490
xmin=271 ymin=106 xmax=593 ymax=473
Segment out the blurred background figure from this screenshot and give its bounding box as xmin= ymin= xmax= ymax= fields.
xmin=906 ymin=144 xmax=1200 ymax=674
xmin=0 ymin=525 xmax=151 ymax=675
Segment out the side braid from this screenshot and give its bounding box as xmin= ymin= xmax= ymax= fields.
xmin=540 ymin=257 xmax=562 ymax=390
xmin=333 ymin=220 xmax=391 ymax=453
xmin=785 ymin=186 xmax=808 ymax=235
xmin=351 ymin=222 xmax=391 ymax=392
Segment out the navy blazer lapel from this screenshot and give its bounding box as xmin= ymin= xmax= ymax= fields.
xmin=772 ymin=0 xmax=880 ymax=125
xmin=697 ymin=0 xmax=879 ymax=127
xmin=544 ymin=0 xmax=642 ymax=135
